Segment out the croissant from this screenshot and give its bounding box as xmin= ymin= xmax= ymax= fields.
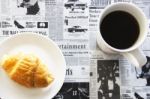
xmin=1 ymin=53 xmax=54 ymax=88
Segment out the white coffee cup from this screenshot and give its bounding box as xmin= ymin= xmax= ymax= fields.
xmin=97 ymin=2 xmax=148 ymax=67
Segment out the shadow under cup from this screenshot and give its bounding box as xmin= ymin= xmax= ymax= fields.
xmin=99 ymin=3 xmax=147 ymax=51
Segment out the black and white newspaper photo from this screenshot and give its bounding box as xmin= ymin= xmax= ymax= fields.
xmin=97 ymin=60 xmax=120 ymax=99
xmin=90 ymin=50 xmax=120 ymax=99
xmin=64 ymin=0 xmax=89 ymax=12
xmin=53 ymin=82 xmax=89 ymax=99
xmin=1 ymin=0 xmax=45 ymax=16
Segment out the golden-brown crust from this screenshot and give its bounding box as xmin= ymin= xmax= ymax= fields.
xmin=34 ymin=63 xmax=54 ymax=87
xmin=1 ymin=53 xmax=54 ymax=88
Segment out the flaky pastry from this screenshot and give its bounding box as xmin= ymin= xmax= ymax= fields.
xmin=1 ymin=53 xmax=54 ymax=88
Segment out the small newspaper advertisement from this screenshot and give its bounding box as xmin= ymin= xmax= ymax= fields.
xmin=0 ymin=0 xmax=150 ymax=99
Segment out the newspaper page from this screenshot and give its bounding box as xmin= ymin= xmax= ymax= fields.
xmin=0 ymin=0 xmax=91 ymax=99
xmin=89 ymin=0 xmax=150 ymax=99
xmin=0 ymin=0 xmax=64 ymax=40
xmin=54 ymin=0 xmax=90 ymax=98
xmin=0 ymin=0 xmax=150 ymax=99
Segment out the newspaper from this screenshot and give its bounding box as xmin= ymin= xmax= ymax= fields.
xmin=0 ymin=0 xmax=150 ymax=99
xmin=89 ymin=0 xmax=150 ymax=99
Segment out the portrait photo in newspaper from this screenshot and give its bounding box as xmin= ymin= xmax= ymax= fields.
xmin=97 ymin=60 xmax=120 ymax=99
xmin=10 ymin=0 xmax=45 ymax=15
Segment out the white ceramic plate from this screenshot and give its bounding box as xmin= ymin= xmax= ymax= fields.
xmin=0 ymin=33 xmax=66 ymax=99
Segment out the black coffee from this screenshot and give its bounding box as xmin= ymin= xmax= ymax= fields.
xmin=100 ymin=11 xmax=140 ymax=49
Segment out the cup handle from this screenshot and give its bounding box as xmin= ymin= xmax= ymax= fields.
xmin=122 ymin=48 xmax=147 ymax=68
